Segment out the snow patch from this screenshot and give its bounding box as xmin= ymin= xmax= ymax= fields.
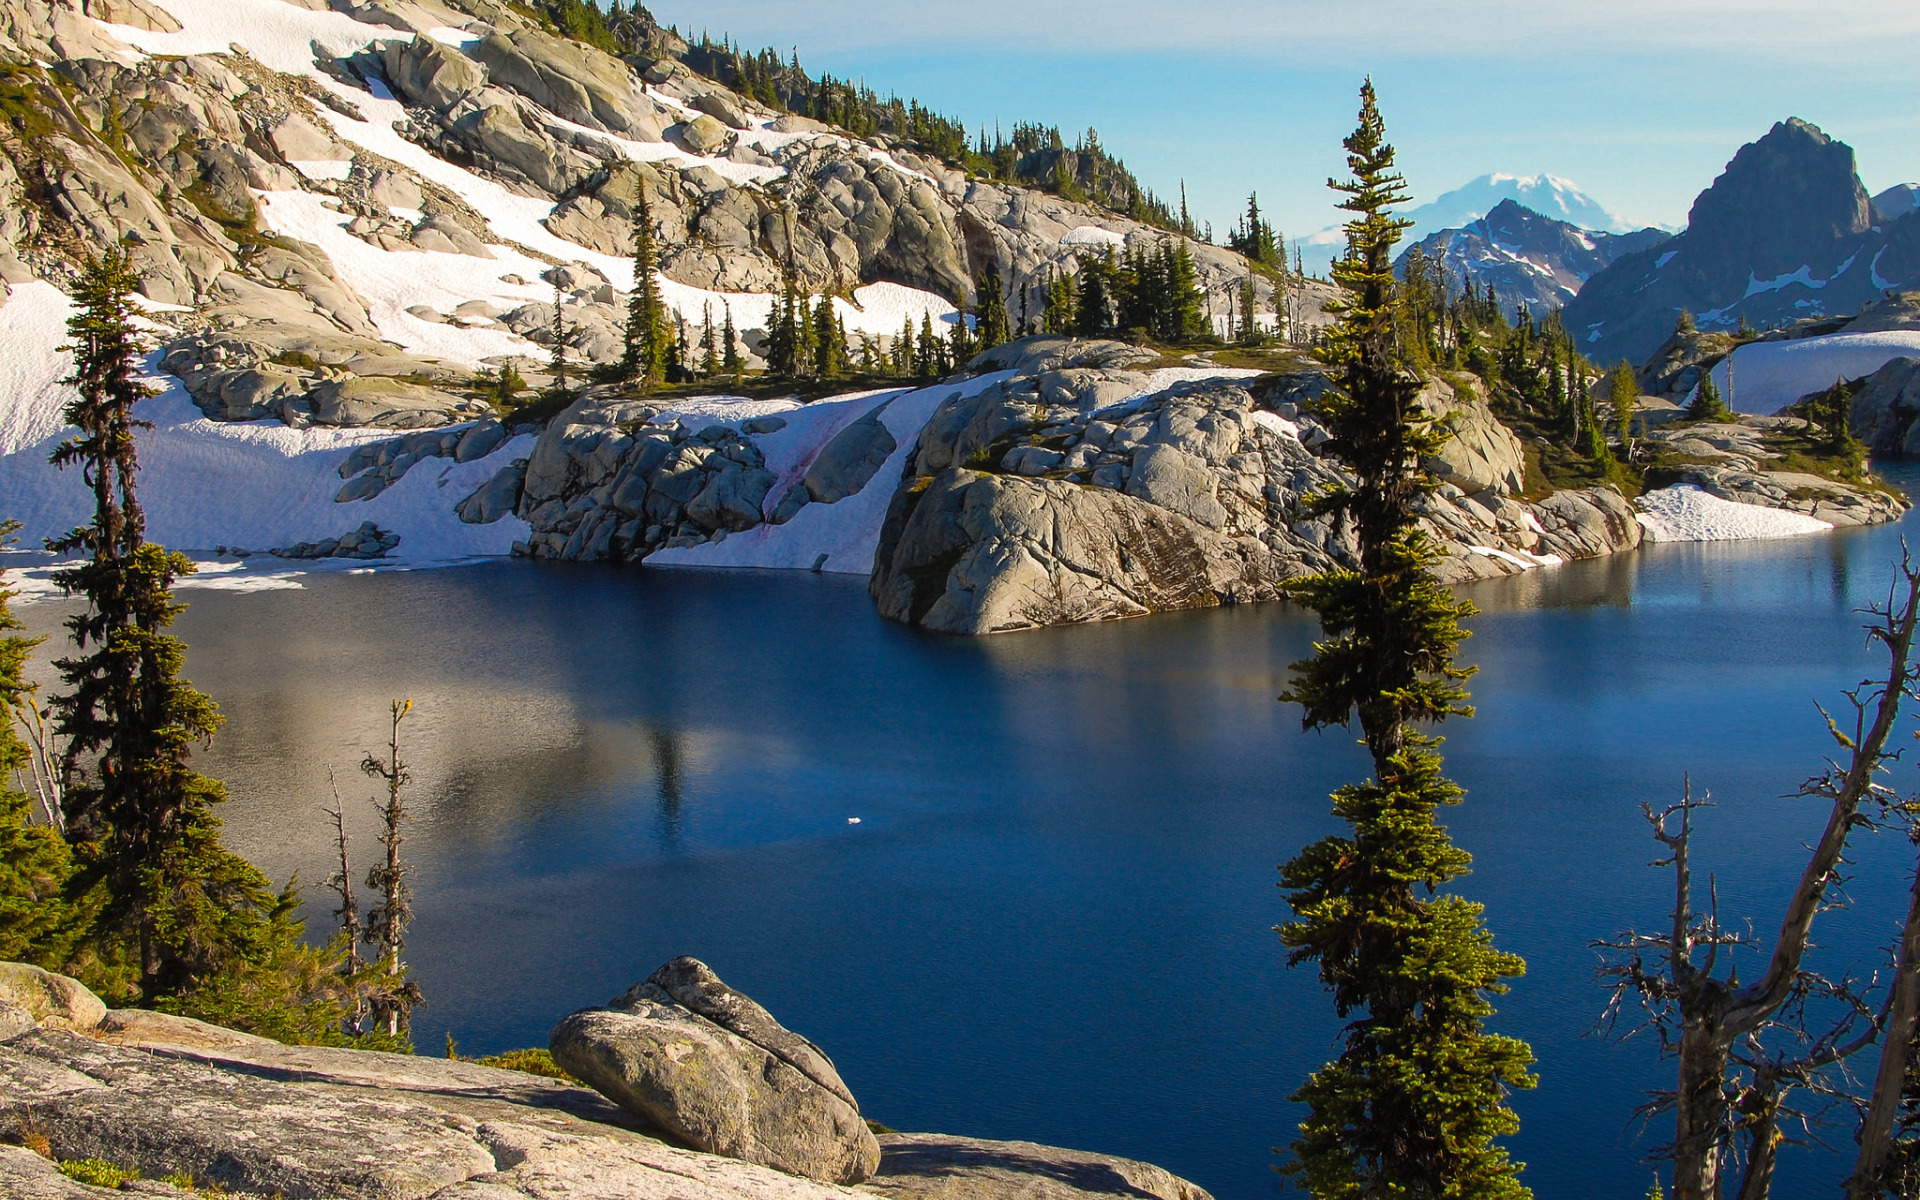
xmin=1061 ymin=226 xmax=1128 ymax=248
xmin=1656 ymin=250 xmax=1679 ymax=269
xmin=1708 ymin=330 xmax=1920 ymax=413
xmin=0 ymin=281 xmax=531 ymax=577
xmin=1250 ymin=410 xmax=1299 ymax=440
xmin=647 ymin=372 xmax=1013 ymax=575
xmin=1634 ymin=485 xmax=1832 ymax=542
xmin=100 ymin=0 xmax=410 ymax=76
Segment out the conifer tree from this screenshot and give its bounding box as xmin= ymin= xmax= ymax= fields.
xmin=548 ymin=283 xmax=570 ymax=394
xmin=947 ymin=297 xmax=975 ymax=365
xmin=1168 ymin=242 xmax=1205 ymax=341
xmin=1276 ymin=81 xmax=1534 ymax=1200
xmin=1238 ymin=273 xmax=1259 ymax=344
xmin=721 ymin=304 xmax=742 ymax=381
xmin=698 ymin=303 xmax=718 ymax=378
xmin=974 ymin=264 xmax=1012 ymax=351
xmin=1610 ymin=361 xmax=1639 ymax=450
xmin=621 ymin=183 xmax=672 ymax=387
xmin=1074 ymin=253 xmax=1115 ymax=337
xmin=795 ymin=291 xmax=817 ymax=377
xmin=361 ymin=699 xmax=422 ymax=1039
xmin=896 ymin=314 xmax=916 ymax=375
xmin=1687 ymin=371 xmax=1728 ymax=422
xmin=811 ymin=297 xmax=846 ymax=378
xmin=48 ymin=252 xmax=304 ymax=1006
xmin=766 ymin=268 xmax=801 ymax=377
xmin=916 ymin=313 xmax=939 ymax=378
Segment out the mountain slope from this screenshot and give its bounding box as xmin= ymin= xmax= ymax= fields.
xmin=1396 ymin=199 xmax=1669 ymax=316
xmin=1563 ymin=119 xmax=1920 ymax=367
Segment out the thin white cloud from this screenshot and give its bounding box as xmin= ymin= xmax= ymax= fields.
xmin=653 ymin=0 xmax=1917 ymax=60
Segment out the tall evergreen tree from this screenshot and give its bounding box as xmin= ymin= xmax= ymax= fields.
xmin=721 ymin=304 xmax=742 ymax=381
xmin=698 ymin=303 xmax=718 ymax=378
xmin=1238 ymin=272 xmax=1259 ymax=344
xmin=1074 ymin=253 xmax=1115 ymax=337
xmin=1687 ymin=371 xmax=1728 ymax=422
xmin=766 ymin=268 xmax=801 ymax=377
xmin=1276 ymin=81 xmax=1535 ymax=1200
xmin=811 ymin=298 xmax=846 ymax=378
xmin=547 ymin=284 xmax=570 ymax=394
xmin=1167 ymin=242 xmax=1205 ymax=341
xmin=1609 ymin=361 xmax=1639 ymax=450
xmin=48 ymin=253 xmax=303 ymax=1007
xmin=974 ymin=264 xmax=1012 ymax=351
xmin=621 ymin=183 xmax=672 ymax=387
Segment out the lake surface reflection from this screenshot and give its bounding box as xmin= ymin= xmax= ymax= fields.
xmin=22 ymin=472 xmax=1920 ymax=1199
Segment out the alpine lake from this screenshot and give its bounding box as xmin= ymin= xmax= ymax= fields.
xmin=20 ymin=463 xmax=1920 ymax=1200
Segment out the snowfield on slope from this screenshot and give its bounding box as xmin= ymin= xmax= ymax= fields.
xmin=1706 ymin=330 xmax=1920 ymax=414
xmin=0 ymin=282 xmax=531 ymax=595
xmin=1634 ymin=484 xmax=1833 ymax=541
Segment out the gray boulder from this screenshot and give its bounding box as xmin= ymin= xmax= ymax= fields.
xmin=678 ymin=114 xmax=733 ymax=156
xmin=804 ymin=403 xmax=897 ymax=503
xmin=690 ymin=91 xmax=751 ymax=130
xmin=550 ymin=958 xmax=880 ymax=1184
xmin=0 ymin=964 xmax=104 ymax=1032
xmin=459 ymin=462 xmax=525 ymax=525
xmin=1419 ymin=376 xmax=1526 ymax=496
xmin=1125 ymin=445 xmax=1227 ymax=529
xmin=686 ymin=464 xmax=776 ymax=531
xmin=307 ymin=377 xmax=480 ymax=428
xmin=869 ymin=469 xmax=1305 ymax=636
xmin=867 ymin=1133 xmax=1213 ymax=1200
xmin=473 ymin=28 xmax=669 ymax=139
xmin=1849 ymin=356 xmax=1920 ymax=453
xmin=382 ymin=33 xmax=488 ymax=110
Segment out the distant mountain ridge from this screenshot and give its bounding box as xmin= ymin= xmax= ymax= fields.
xmin=1301 ymin=172 xmax=1637 ymax=275
xmin=1395 ymin=199 xmax=1669 ymax=317
xmin=1563 ymin=119 xmax=1920 ymax=367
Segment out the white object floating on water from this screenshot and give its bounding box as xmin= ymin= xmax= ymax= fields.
xmin=847 ymin=817 xmax=861 ymax=825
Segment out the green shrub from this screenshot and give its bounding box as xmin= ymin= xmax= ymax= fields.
xmin=475 ymin=1047 xmax=579 ymax=1082
xmin=57 ymin=1158 xmax=138 ymax=1188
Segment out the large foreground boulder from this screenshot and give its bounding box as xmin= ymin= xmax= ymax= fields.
xmin=550 ymin=957 xmax=881 ymax=1185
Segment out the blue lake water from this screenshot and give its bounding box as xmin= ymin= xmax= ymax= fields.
xmin=31 ymin=471 xmax=1920 ymax=1199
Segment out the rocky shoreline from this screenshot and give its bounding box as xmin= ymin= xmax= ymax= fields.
xmin=0 ymin=958 xmax=1210 ymax=1200
xmin=477 ymin=335 xmax=1909 ymax=636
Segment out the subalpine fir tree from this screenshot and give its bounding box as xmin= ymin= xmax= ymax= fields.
xmin=1609 ymin=361 xmax=1639 ymax=450
xmin=1276 ymin=81 xmax=1535 ymax=1200
xmin=49 ymin=253 xmax=309 ymax=1008
xmin=1074 ymin=253 xmax=1115 ymax=337
xmin=1687 ymin=370 xmax=1728 ymax=421
xmin=698 ymin=304 xmax=717 ymax=378
xmin=621 ymin=184 xmax=672 ymax=387
xmin=721 ymin=304 xmax=741 ymax=381
xmin=548 ymin=283 xmax=570 ymax=394
xmin=1238 ymin=273 xmax=1259 ymax=343
xmin=974 ymin=264 xmax=1012 ymax=351
xmin=915 ymin=313 xmax=939 ymax=378
xmin=766 ymin=268 xmax=801 ymax=377
xmin=811 ymin=298 xmax=846 ymax=378
xmin=947 ymin=297 xmax=975 ymax=365
xmin=1042 ymin=268 xmax=1078 ymax=336
xmin=1167 ymin=242 xmax=1204 ymax=341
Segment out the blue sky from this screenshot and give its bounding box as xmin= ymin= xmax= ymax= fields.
xmin=644 ymin=0 xmax=1919 ymax=243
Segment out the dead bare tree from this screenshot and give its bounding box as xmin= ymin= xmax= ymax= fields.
xmin=1850 ymin=795 xmax=1920 ymax=1199
xmin=10 ymin=691 xmax=64 ymax=832
xmin=362 ymin=699 xmax=422 ymax=1039
xmin=321 ymin=765 xmax=366 ymax=1035
xmin=1598 ymin=557 xmax=1920 ymax=1200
